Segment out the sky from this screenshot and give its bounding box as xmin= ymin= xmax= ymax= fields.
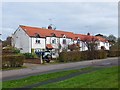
xmin=1 ymin=2 xmax=118 ymax=40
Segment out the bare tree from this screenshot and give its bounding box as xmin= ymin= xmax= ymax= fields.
xmin=2 ymin=36 xmax=12 ymax=47
xmin=68 ymin=44 xmax=80 ymax=51
xmin=82 ymin=35 xmax=98 ymax=51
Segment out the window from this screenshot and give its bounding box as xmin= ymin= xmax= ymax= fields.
xmin=52 ymin=52 xmax=56 ymax=55
xmin=63 ymin=39 xmax=66 ymax=44
xmin=97 ymin=42 xmax=100 ymax=46
xmin=104 ymin=42 xmax=105 ymax=45
xmin=52 ymin=39 xmax=56 ymax=44
xmin=35 ymin=39 xmax=40 ymax=44
xmin=38 ymin=40 xmax=40 ymax=43
xmin=106 ymin=43 xmax=109 ymax=46
xmin=77 ymin=39 xmax=80 ymax=44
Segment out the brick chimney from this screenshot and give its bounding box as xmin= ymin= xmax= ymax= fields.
xmin=87 ymin=33 xmax=90 ymax=36
xmin=48 ymin=25 xmax=52 ymax=29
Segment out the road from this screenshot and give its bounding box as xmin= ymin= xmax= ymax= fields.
xmin=2 ymin=57 xmax=119 ymax=81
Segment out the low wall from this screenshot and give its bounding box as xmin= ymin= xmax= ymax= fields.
xmin=24 ymin=59 xmax=41 ymax=64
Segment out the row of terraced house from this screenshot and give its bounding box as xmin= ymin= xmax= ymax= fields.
xmin=12 ymin=25 xmax=110 ymax=58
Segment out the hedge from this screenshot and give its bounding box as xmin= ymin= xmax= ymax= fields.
xmin=107 ymin=50 xmax=120 ymax=57
xmin=59 ymin=51 xmax=81 ymax=62
xmin=2 ymin=55 xmax=25 ymax=69
xmin=2 ymin=47 xmax=20 ymax=54
xmin=23 ymin=53 xmax=38 ymax=59
xmin=59 ymin=50 xmax=107 ymax=62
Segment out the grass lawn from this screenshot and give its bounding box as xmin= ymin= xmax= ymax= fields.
xmin=2 ymin=66 xmax=119 ymax=89
xmin=2 ymin=68 xmax=85 ymax=89
xmin=0 ymin=82 xmax=2 ymax=90
xmin=36 ymin=66 xmax=119 ymax=88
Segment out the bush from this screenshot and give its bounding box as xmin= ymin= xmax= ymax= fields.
xmin=107 ymin=50 xmax=120 ymax=57
xmin=59 ymin=51 xmax=82 ymax=62
xmin=3 ymin=46 xmax=20 ymax=54
xmin=23 ymin=53 xmax=38 ymax=59
xmin=58 ymin=50 xmax=107 ymax=62
xmin=96 ymin=50 xmax=107 ymax=59
xmin=13 ymin=49 xmax=20 ymax=54
xmin=2 ymin=55 xmax=25 ymax=69
xmin=81 ymin=50 xmax=107 ymax=60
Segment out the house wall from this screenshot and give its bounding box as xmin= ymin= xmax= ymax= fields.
xmin=12 ymin=27 xmax=31 ymax=53
xmin=50 ymin=37 xmax=59 ymax=49
xmin=31 ymin=37 xmax=46 ymax=51
xmin=60 ymin=38 xmax=72 ymax=48
xmin=98 ymin=42 xmax=109 ymax=50
xmin=73 ymin=40 xmax=88 ymax=51
xmin=46 ymin=37 xmax=59 ymax=58
xmin=46 ymin=37 xmax=51 ymax=44
xmin=105 ymin=42 xmax=109 ymax=50
xmin=46 ymin=37 xmax=59 ymax=48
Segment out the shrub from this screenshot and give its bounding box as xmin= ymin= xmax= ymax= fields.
xmin=13 ymin=49 xmax=20 ymax=54
xmin=23 ymin=53 xmax=38 ymax=59
xmin=96 ymin=50 xmax=107 ymax=59
xmin=66 ymin=51 xmax=81 ymax=62
xmin=107 ymin=50 xmax=120 ymax=57
xmin=81 ymin=50 xmax=107 ymax=60
xmin=2 ymin=55 xmax=25 ymax=69
xmin=59 ymin=51 xmax=82 ymax=62
xmin=58 ymin=50 xmax=107 ymax=62
xmin=3 ymin=46 xmax=20 ymax=54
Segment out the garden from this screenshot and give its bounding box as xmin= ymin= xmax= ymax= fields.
xmin=1 ymin=45 xmax=120 ymax=70
xmin=2 ymin=47 xmax=24 ymax=70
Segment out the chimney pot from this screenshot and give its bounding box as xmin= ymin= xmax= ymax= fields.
xmin=48 ymin=25 xmax=52 ymax=29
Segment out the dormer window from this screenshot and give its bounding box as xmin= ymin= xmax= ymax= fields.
xmin=62 ymin=34 xmax=66 ymax=38
xmin=77 ymin=38 xmax=80 ymax=44
xmin=51 ymin=33 xmax=56 ymax=37
xmin=35 ymin=33 xmax=40 ymax=38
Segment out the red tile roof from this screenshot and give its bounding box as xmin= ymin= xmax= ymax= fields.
xmin=95 ymin=36 xmax=108 ymax=42
xmin=74 ymin=34 xmax=87 ymax=40
xmin=20 ymin=25 xmax=75 ymax=39
xmin=20 ymin=25 xmax=108 ymax=42
xmin=74 ymin=34 xmax=108 ymax=42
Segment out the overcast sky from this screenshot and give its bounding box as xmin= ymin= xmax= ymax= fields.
xmin=1 ymin=2 xmax=118 ymax=40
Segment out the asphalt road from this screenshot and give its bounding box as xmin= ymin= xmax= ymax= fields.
xmin=2 ymin=57 xmax=119 ymax=81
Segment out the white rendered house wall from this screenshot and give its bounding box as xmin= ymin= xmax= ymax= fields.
xmin=12 ymin=27 xmax=31 ymax=53
xmin=31 ymin=37 xmax=46 ymax=52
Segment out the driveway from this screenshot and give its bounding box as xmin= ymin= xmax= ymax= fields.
xmin=2 ymin=57 xmax=118 ymax=81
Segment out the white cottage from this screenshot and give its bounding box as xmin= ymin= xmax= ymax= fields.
xmin=12 ymin=25 xmax=46 ymax=53
xmin=12 ymin=25 xmax=109 ymax=58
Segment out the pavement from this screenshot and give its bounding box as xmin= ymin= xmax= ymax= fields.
xmin=2 ymin=57 xmax=119 ymax=81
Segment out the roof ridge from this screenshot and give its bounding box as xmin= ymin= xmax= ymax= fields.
xmin=19 ymin=25 xmax=108 ymax=42
xmin=20 ymin=25 xmax=74 ymax=34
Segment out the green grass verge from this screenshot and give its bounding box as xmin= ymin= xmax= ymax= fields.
xmin=37 ymin=66 xmax=119 ymax=88
xmin=0 ymin=82 xmax=2 ymax=90
xmin=3 ymin=68 xmax=87 ymax=89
